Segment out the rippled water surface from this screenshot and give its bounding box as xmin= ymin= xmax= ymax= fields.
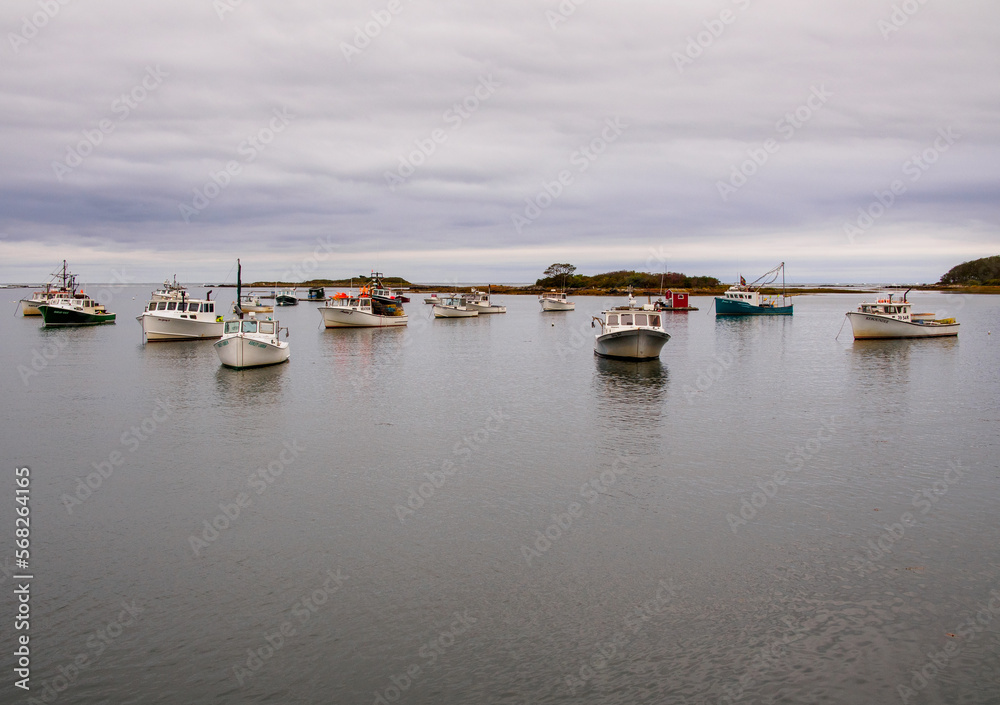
xmin=2 ymin=288 xmax=998 ymax=704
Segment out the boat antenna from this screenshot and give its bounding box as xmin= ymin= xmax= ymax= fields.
xmin=782 ymin=261 xmax=786 ymax=303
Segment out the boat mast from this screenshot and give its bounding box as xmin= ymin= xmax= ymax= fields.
xmin=236 ymin=259 xmax=243 ymax=319
xmin=781 ymin=261 xmax=786 ymax=302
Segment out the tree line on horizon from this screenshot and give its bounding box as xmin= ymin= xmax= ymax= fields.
xmin=938 ymin=255 xmax=1000 ymax=286
xmin=536 ymin=263 xmax=720 ymax=290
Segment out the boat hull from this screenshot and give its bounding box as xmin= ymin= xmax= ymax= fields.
xmin=846 ymin=312 xmax=959 ymax=339
xmin=20 ymin=300 xmax=42 ymax=316
xmin=319 ymin=307 xmax=408 ymax=328
xmin=594 ymin=329 xmax=670 ymax=360
xmin=540 ymin=299 xmax=575 ymax=311
xmin=38 ymin=305 xmax=116 ymax=326
xmin=138 ymin=314 xmax=224 ymax=341
xmin=468 ymin=304 xmax=506 ymax=314
xmin=214 ymin=335 xmax=290 ymax=368
xmin=715 ymin=298 xmax=792 ymax=316
xmin=275 ymin=296 xmax=298 ymax=306
xmin=433 ymin=305 xmax=478 ymax=318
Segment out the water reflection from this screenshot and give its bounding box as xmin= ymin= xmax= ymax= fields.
xmin=212 ymin=360 xmax=288 ymax=406
xmin=593 ymin=357 xmax=668 ymax=435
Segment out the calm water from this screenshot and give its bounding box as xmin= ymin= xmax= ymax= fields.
xmin=2 ymin=288 xmax=998 ymax=704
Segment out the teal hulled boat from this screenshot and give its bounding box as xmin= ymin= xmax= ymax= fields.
xmin=715 ymin=262 xmax=793 ymax=316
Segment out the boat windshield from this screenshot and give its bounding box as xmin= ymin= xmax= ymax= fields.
xmin=620 ymin=313 xmax=633 ymax=325
xmin=241 ymin=320 xmax=258 ymax=333
xmin=607 ymin=314 xmax=619 ymax=325
xmin=224 ymin=321 xmax=240 ymax=334
xmin=259 ymin=321 xmax=275 ymax=334
xmin=648 ymin=314 xmax=661 ymax=327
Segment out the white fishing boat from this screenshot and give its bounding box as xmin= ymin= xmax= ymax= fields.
xmin=318 ymin=293 xmax=408 ymax=328
xmin=238 ymin=294 xmax=272 ymax=313
xmin=433 ymin=296 xmax=479 ymax=318
xmin=846 ymin=290 xmax=959 ymax=339
xmin=137 ymin=281 xmax=222 ymax=342
xmin=19 ymin=260 xmax=78 ymax=316
xmin=214 ymin=260 xmax=290 ymax=369
xmin=424 ymin=293 xmax=441 ymax=304
xmin=465 ymin=287 xmax=506 ymax=314
xmin=592 ymin=290 xmax=670 ymax=360
xmin=539 ymin=291 xmax=575 ymax=311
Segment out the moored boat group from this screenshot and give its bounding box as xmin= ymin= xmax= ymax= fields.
xmin=17 ymin=260 xmax=963 ymax=369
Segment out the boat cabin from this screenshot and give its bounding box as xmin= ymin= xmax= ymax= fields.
xmin=224 ymin=319 xmax=278 ymax=335
xmin=145 ymin=299 xmax=216 ymax=315
xmin=601 ymin=310 xmax=663 ymax=331
xmin=540 ymin=291 xmax=569 ymax=302
xmin=858 ymin=297 xmax=912 ymax=322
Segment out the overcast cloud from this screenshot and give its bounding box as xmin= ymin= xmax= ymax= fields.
xmin=1 ymin=0 xmax=998 ymax=284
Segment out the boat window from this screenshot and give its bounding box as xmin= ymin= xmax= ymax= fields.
xmin=635 ymin=313 xmax=647 ymax=326
xmin=649 ymin=315 xmax=660 ymax=327
xmin=241 ymin=320 xmax=258 ymax=333
xmin=225 ymin=321 xmax=240 ymax=334
xmin=620 ymin=314 xmax=633 ymax=325
xmin=259 ymin=321 xmax=275 ymax=334
xmin=167 ymin=301 xmax=177 ymax=311
xmin=188 ymin=302 xmax=199 ymax=311
xmin=608 ymin=314 xmax=619 ymax=325
xmin=207 ymin=303 xmax=214 ymax=312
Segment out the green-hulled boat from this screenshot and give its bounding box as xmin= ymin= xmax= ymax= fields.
xmin=38 ymin=294 xmax=116 ymax=326
xmin=715 ymin=262 xmax=793 ymax=316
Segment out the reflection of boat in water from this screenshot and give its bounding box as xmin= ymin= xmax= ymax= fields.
xmin=846 ymin=290 xmax=959 ymax=339
xmin=715 ymin=262 xmax=792 ymax=316
xmin=214 ymin=260 xmax=290 ymax=369
xmin=592 ymin=289 xmax=670 ymax=360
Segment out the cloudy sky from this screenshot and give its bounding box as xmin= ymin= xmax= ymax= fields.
xmin=1 ymin=0 xmax=997 ymax=285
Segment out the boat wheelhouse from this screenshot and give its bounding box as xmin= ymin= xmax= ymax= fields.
xmin=846 ymin=291 xmax=959 ymax=339
xmin=592 ymin=291 xmax=670 ymax=360
xmin=307 ymin=287 xmax=325 ymax=301
xmin=238 ymin=294 xmax=273 ymax=313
